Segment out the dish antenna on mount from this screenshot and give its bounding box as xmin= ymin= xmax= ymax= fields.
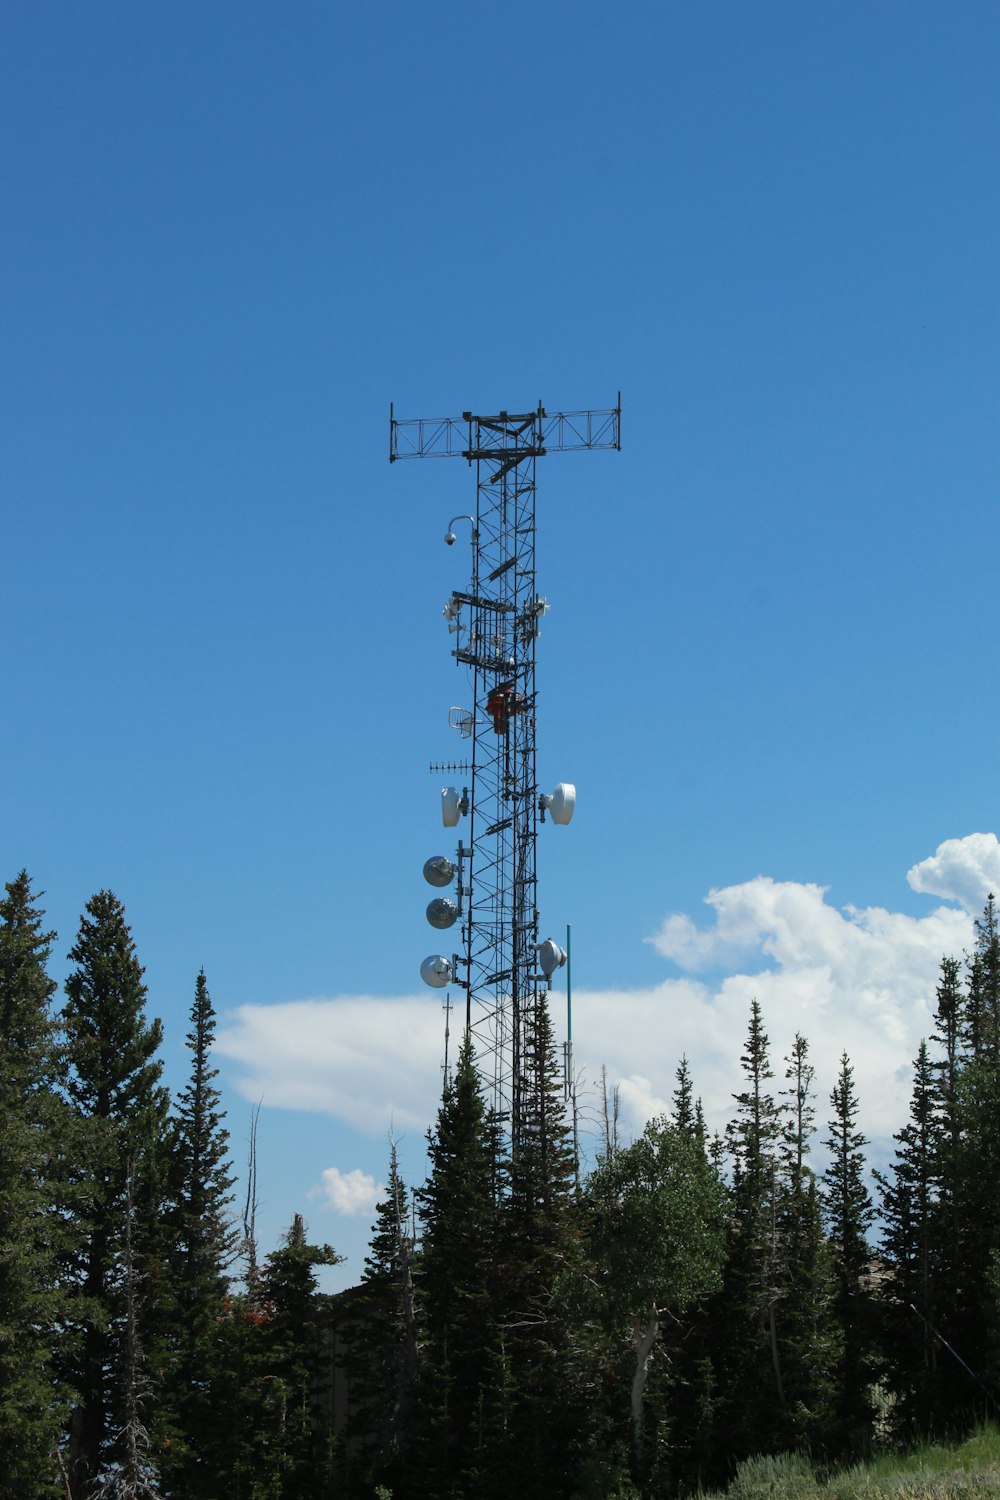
xmin=426 ymin=897 xmax=459 ymax=930
xmin=423 ymin=856 xmax=456 ymax=887
xmin=441 ymin=786 xmax=468 ymax=827
xmin=420 ymin=954 xmax=454 ymax=989
xmin=536 ymin=938 xmax=568 ymax=981
xmin=539 ymin=783 xmax=575 ymax=825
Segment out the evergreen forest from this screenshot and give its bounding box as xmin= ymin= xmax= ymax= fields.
xmin=5 ymin=869 xmax=1000 ymax=1499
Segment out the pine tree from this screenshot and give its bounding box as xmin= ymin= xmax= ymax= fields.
xmin=492 ymin=996 xmax=583 ymax=1499
xmin=60 ymin=890 xmax=170 ymax=1498
xmin=90 ymin=1164 xmax=165 ymax=1500
xmin=161 ymin=970 xmax=237 ymax=1499
xmin=349 ymin=1139 xmax=419 ymax=1493
xmin=932 ymin=956 xmax=964 ymax=1097
xmin=0 ymin=871 xmax=73 ymax=1497
xmin=821 ymin=1051 xmax=876 ymax=1450
xmin=963 ymin=894 xmax=1000 ymax=1065
xmin=875 ymin=1041 xmax=943 ymax=1435
xmin=252 ymin=1215 xmax=342 ymax=1500
xmin=672 ymin=1054 xmax=709 ymax=1150
xmin=927 ymin=955 xmax=975 ymax=1429
xmin=780 ymin=1034 xmax=815 ymax=1197
xmin=652 ymin=1059 xmax=721 ymax=1493
xmin=727 ymin=1000 xmax=784 ymax=1207
xmin=715 ymin=999 xmax=787 ymax=1459
xmin=949 ymin=904 xmax=1000 ymax=1422
xmin=775 ymin=1035 xmax=841 ymax=1452
xmin=671 ymin=1055 xmax=696 ymax=1134
xmin=415 ymin=1031 xmax=496 ymax=1498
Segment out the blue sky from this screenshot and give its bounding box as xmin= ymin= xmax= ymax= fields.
xmin=3 ymin=3 xmax=998 ymax=1284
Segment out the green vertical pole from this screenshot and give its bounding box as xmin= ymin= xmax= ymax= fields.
xmin=566 ymin=922 xmax=572 ymax=1049
xmin=567 ymin=923 xmax=579 ymax=1188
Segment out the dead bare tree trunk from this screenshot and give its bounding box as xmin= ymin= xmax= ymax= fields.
xmin=53 ymin=1443 xmax=72 ymax=1500
xmin=242 ymin=1102 xmax=261 ymax=1300
xmin=394 ymin=1155 xmax=419 ymax=1389
xmin=600 ymin=1064 xmax=620 ymax=1158
xmin=90 ymin=1161 xmax=164 ymax=1500
xmin=630 ymin=1311 xmax=660 ymax=1466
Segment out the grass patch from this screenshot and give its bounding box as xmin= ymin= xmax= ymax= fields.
xmin=725 ymin=1450 xmax=819 ymax=1498
xmin=700 ymin=1424 xmax=1000 ymax=1499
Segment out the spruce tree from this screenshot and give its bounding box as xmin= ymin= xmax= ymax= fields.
xmin=875 ymin=1041 xmax=944 ymax=1435
xmin=767 ymin=1035 xmax=840 ymax=1452
xmin=715 ymin=999 xmax=787 ymax=1459
xmin=963 ymin=894 xmax=1000 ymax=1064
xmin=415 ymin=1031 xmax=496 ymax=1498
xmin=780 ymin=1034 xmax=815 ymax=1196
xmin=90 ymin=1163 xmax=165 ymax=1500
xmin=252 ymin=1215 xmax=341 ymax=1500
xmin=928 ymin=955 xmax=974 ymax=1428
xmin=821 ymin=1052 xmax=876 ymax=1450
xmin=492 ymin=996 xmax=582 ymax=1499
xmin=949 ymin=903 xmax=1000 ymax=1422
xmin=350 ymin=1140 xmax=419 ymax=1493
xmin=655 ymin=1059 xmax=722 ymax=1491
xmin=60 ymin=890 xmax=170 ymax=1498
xmin=161 ymin=970 xmax=237 ymax=1499
xmin=671 ymin=1055 xmax=696 ymax=1134
xmin=0 ymin=871 xmax=73 ymax=1497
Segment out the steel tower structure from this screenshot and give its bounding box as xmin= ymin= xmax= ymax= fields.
xmin=392 ymin=399 xmax=620 ymax=1140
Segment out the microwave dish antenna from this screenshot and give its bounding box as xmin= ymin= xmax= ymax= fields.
xmin=423 ymin=856 xmax=456 ymax=887
xmin=426 ymin=897 xmax=459 ymax=930
xmin=421 ymin=955 xmax=454 ymax=989
xmin=540 ymin=783 xmax=576 ymax=825
xmin=536 ymin=938 xmax=568 ymax=979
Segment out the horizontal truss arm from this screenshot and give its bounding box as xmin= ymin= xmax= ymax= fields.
xmin=389 ymin=397 xmax=621 ymax=461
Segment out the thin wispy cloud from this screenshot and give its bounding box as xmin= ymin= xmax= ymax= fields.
xmin=215 ymin=996 xmax=443 ymax=1134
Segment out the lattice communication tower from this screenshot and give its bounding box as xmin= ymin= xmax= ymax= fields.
xmin=391 ymin=400 xmax=621 ymax=1141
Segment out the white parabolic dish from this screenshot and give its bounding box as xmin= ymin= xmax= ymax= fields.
xmin=441 ymin=787 xmax=462 ymax=827
xmin=420 ymin=955 xmax=453 ymax=989
xmin=549 ymin=782 xmax=575 ymax=825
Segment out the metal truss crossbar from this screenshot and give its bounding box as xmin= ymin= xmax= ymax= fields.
xmin=389 ymin=397 xmax=621 ymax=462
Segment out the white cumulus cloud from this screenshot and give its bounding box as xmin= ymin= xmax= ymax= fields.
xmin=215 ymin=836 xmax=995 ymax=1178
xmin=615 ymin=1074 xmax=672 ymax=1127
xmin=311 ymin=1166 xmax=382 ymax=1217
xmin=625 ymin=867 xmax=975 ymax=1145
xmin=907 ymin=833 xmax=1000 ymax=912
